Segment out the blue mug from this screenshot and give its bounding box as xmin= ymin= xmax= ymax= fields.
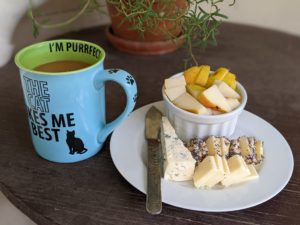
xmin=15 ymin=39 xmax=137 ymax=163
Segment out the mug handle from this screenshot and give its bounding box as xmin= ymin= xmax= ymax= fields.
xmin=94 ymin=68 xmax=137 ymax=144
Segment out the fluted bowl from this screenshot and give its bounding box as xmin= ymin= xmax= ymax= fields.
xmin=162 ymin=72 xmax=248 ymax=142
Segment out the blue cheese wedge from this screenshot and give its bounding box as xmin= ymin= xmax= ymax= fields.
xmin=161 ymin=117 xmax=196 ymax=181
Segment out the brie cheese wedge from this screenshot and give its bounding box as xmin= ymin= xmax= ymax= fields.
xmin=221 ymin=155 xmax=251 ymax=187
xmin=193 ymin=156 xmax=219 ymax=188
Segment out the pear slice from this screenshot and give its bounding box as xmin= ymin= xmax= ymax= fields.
xmin=211 ymin=109 xmax=223 ymax=115
xmin=186 ymin=84 xmax=206 ymax=98
xmin=173 ymin=92 xmax=209 ymax=115
xmin=164 ymin=76 xmax=186 ymax=89
xmin=227 ymin=98 xmax=241 ymax=110
xmin=216 ymin=81 xmax=240 ymax=99
xmin=164 ymin=86 xmax=186 ymax=101
xmin=198 ymin=85 xmax=231 ymax=112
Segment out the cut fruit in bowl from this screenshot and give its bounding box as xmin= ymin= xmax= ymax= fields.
xmin=162 ymin=72 xmax=247 ymax=141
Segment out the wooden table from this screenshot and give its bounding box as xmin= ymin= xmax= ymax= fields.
xmin=0 ymin=24 xmax=299 ymax=225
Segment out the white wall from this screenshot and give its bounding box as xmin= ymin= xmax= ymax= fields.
xmin=223 ymin=0 xmax=300 ymax=36
xmin=0 ymin=192 xmax=36 ymax=225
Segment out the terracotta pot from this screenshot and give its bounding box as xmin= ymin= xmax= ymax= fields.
xmin=105 ymin=26 xmax=184 ymax=55
xmin=106 ymin=0 xmax=188 ymax=50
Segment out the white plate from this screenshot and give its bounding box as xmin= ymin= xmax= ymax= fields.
xmin=110 ymin=101 xmax=294 ymax=212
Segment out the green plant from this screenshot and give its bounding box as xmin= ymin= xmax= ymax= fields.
xmin=107 ymin=0 xmax=235 ymax=65
xmin=29 ymin=0 xmax=235 ymax=65
xmin=28 ymin=0 xmax=105 ymax=37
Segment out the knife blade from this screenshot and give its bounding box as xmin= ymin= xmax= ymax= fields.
xmin=145 ymin=106 xmax=163 ymax=215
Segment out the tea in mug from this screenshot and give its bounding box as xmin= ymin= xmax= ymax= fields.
xmin=34 ymin=60 xmax=91 ymax=73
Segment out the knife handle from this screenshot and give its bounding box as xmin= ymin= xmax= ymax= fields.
xmin=146 ymin=140 xmax=162 ymax=215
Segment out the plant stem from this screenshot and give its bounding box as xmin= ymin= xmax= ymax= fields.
xmin=29 ymin=0 xmax=91 ymax=29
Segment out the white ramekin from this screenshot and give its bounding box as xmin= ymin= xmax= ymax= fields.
xmin=162 ymin=72 xmax=247 ymax=142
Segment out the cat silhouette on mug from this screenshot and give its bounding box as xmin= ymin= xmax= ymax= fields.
xmin=66 ymin=130 xmax=87 ymax=155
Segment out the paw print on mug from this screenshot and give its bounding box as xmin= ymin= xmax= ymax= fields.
xmin=126 ymin=75 xmax=135 ymax=85
xmin=108 ymin=69 xmax=119 ymax=74
xmin=133 ymin=93 xmax=137 ymax=103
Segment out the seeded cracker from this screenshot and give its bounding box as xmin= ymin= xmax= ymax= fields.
xmin=228 ymin=139 xmax=241 ymax=158
xmin=186 ymin=138 xmax=208 ymax=162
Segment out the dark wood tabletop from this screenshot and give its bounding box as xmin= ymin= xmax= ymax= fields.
xmin=0 ymin=23 xmax=299 ymax=225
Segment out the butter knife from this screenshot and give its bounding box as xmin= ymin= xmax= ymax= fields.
xmin=145 ymin=106 xmax=162 ymax=215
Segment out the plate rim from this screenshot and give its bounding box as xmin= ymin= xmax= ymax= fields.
xmin=110 ymin=101 xmax=294 ymax=212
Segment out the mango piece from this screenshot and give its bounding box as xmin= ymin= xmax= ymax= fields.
xmin=214 ymin=67 xmax=229 ymax=79
xmin=184 ymin=66 xmax=201 ymax=84
xmin=195 ymin=65 xmax=210 ymax=86
xmin=206 ymin=67 xmax=229 ymax=87
xmin=186 ymin=84 xmax=206 ymax=98
xmin=223 ymin=72 xmax=237 ymax=90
